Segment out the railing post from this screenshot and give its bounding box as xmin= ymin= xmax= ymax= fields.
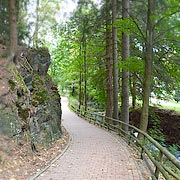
xmin=89 ymin=112 xmax=92 ymax=123
xmin=155 ymin=151 xmax=163 ymax=179
xmin=140 ymin=135 xmax=146 ymax=160
xmin=100 ymin=116 xmax=103 ymax=127
xmin=105 ymin=116 xmax=109 ymax=130
xmin=102 ymin=116 xmax=105 ymax=128
xmin=118 ymin=121 xmax=121 ymax=136
xmin=95 ymin=114 xmax=97 ymax=125
xmin=128 ymin=129 xmax=133 ymax=145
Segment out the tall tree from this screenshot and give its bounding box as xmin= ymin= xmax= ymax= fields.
xmin=112 ymin=0 xmax=119 ymax=120
xmin=121 ymin=0 xmax=130 ymax=132
xmin=9 ymin=0 xmax=18 ymax=62
xmin=28 ymin=0 xmax=60 ymax=47
xmin=105 ymin=0 xmax=113 ymax=119
xmin=0 ymin=1 xmax=9 ymax=44
xmin=49 ymin=0 xmax=180 ymax=121
xmin=82 ymin=19 xmax=87 ymax=112
xmin=33 ymin=0 xmax=40 ymax=47
xmin=139 ymin=0 xmax=154 ymax=134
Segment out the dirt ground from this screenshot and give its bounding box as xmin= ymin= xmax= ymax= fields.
xmin=0 ymin=127 xmax=69 ymax=180
xmin=130 ymin=106 xmax=180 ymax=146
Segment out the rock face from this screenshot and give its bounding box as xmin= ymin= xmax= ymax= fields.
xmin=0 ymin=46 xmax=62 ymax=148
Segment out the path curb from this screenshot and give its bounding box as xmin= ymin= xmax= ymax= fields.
xmin=28 ymin=124 xmax=72 ymax=180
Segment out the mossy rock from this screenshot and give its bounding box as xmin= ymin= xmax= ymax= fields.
xmin=8 ymin=79 xmax=16 ymax=90
xmin=16 ymin=102 xmax=29 ymax=120
xmin=32 ymin=74 xmax=44 ymax=88
xmin=28 ymin=47 xmax=49 ymax=57
xmin=32 ymin=88 xmax=48 ymax=106
xmin=26 ymin=47 xmax=50 ymax=75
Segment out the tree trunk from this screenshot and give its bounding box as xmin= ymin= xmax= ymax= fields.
xmin=112 ymin=0 xmax=119 ymax=121
xmin=139 ymin=0 xmax=153 ymax=134
xmin=121 ymin=0 xmax=130 ymax=132
xmin=83 ymin=37 xmax=87 ymax=113
xmin=79 ymin=43 xmax=83 ymax=111
xmin=33 ymin=0 xmax=40 ymax=47
xmin=105 ymin=1 xmax=113 ymax=120
xmin=129 ymin=73 xmax=137 ymax=109
xmin=80 ymin=18 xmax=87 ymax=114
xmin=9 ymin=0 xmax=18 ymax=62
xmin=79 ymin=71 xmax=82 ymax=111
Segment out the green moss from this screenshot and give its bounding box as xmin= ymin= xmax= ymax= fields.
xmin=28 ymin=47 xmax=49 ymax=58
xmin=0 ymin=53 xmax=7 ymax=58
xmin=16 ymin=102 xmax=29 ymax=121
xmin=8 ymin=63 xmax=28 ymax=93
xmin=32 ymin=88 xmax=48 ymax=106
xmin=31 ymin=74 xmax=49 ymax=106
xmin=32 ymin=74 xmax=44 ymax=88
xmin=37 ymin=47 xmax=49 ymax=56
xmin=8 ymin=79 xmax=16 ymax=90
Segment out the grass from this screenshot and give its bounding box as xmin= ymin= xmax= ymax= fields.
xmin=133 ymin=98 xmax=180 ymax=113
xmin=160 ymin=103 xmax=180 ymax=113
xmin=68 ymin=95 xmax=79 ymax=106
xmin=150 ymin=99 xmax=180 ymax=113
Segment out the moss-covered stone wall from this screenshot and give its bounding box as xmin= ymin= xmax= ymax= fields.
xmin=0 ymin=47 xmax=62 ymax=148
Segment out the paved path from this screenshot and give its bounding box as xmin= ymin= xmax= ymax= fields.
xmin=36 ymin=97 xmax=141 ymax=180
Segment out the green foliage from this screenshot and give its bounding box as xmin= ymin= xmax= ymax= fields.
xmin=0 ymin=1 xmax=9 ymax=44
xmin=47 ymin=0 xmax=180 ymax=117
xmin=28 ymin=0 xmax=61 ymax=47
xmin=165 ymin=144 xmax=180 ymax=176
xmin=8 ymin=79 xmax=16 ymax=90
xmin=68 ymin=95 xmax=79 ymax=107
xmin=148 ymin=127 xmax=166 ymax=145
xmin=115 ymin=18 xmax=139 ymax=35
xmin=0 ymin=0 xmax=30 ymax=44
xmin=118 ymin=56 xmax=144 ymax=73
xmin=174 ymin=90 xmax=180 ymax=103
xmin=148 ymin=109 xmax=166 ymax=145
xmin=168 ymin=144 xmax=180 ymax=156
xmin=48 ymin=0 xmax=107 ymax=108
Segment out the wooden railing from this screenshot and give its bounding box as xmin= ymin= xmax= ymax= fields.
xmin=70 ymin=104 xmax=180 ymax=180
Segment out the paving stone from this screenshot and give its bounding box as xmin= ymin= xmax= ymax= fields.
xmin=36 ymin=97 xmax=141 ymax=180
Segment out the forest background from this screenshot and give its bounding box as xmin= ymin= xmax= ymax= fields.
xmin=1 ymin=0 xmax=180 ymax=158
